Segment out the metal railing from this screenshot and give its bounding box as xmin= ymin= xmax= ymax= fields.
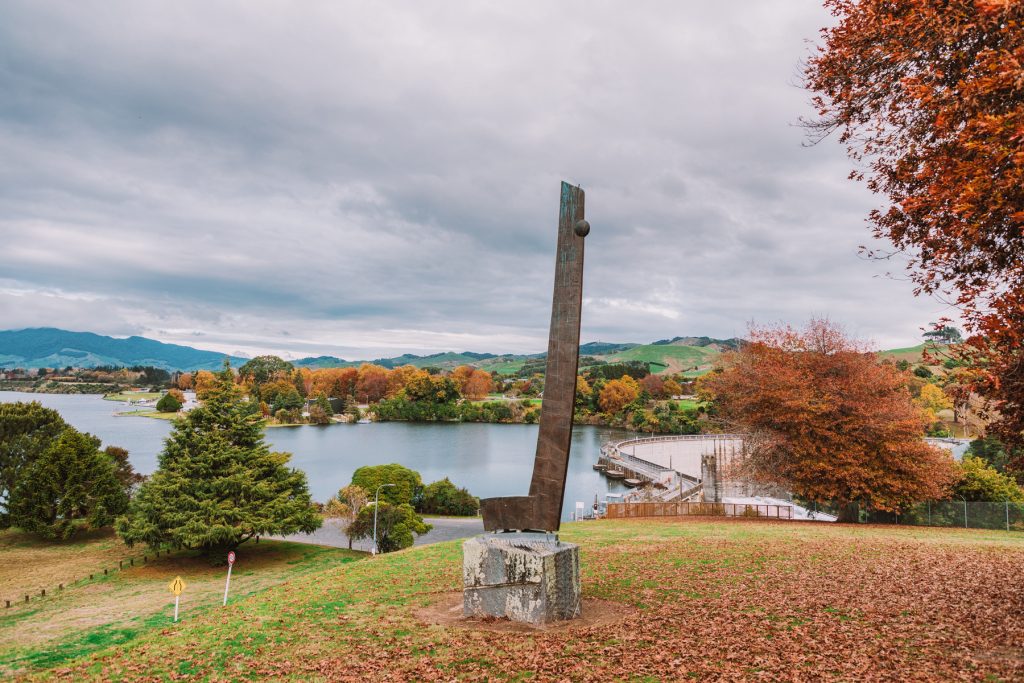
xmin=605 ymin=501 xmax=793 ymax=520
xmin=609 ymin=433 xmax=747 ymax=453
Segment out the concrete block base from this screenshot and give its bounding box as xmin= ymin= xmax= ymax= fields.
xmin=462 ymin=532 xmax=580 ymax=625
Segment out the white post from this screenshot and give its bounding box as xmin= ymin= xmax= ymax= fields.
xmin=174 ymin=595 xmax=180 ymax=622
xmin=1007 ymin=500 xmax=1010 ymax=532
xmin=222 ymin=564 xmax=233 ymax=606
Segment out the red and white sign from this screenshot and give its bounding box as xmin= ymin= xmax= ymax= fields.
xmin=227 ymin=551 xmax=236 ymax=565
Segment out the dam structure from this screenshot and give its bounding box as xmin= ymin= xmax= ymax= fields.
xmin=600 ymin=434 xmax=832 ymax=520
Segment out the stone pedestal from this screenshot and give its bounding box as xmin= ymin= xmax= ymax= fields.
xmin=462 ymin=532 xmax=580 ymax=625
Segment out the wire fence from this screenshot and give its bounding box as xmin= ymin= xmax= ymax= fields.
xmin=864 ymin=501 xmax=1024 ymax=532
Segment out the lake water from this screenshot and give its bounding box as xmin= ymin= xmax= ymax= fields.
xmin=0 ymin=392 xmax=632 ymax=522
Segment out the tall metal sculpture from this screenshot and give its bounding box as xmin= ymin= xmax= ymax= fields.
xmin=480 ymin=181 xmax=589 ymax=533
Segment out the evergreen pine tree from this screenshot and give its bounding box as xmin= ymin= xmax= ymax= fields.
xmin=11 ymin=428 xmax=129 ymax=539
xmin=117 ymin=361 xmax=320 ymax=553
xmin=0 ymin=401 xmax=67 ymax=527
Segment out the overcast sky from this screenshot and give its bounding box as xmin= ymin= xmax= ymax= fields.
xmin=0 ymin=2 xmax=955 ymax=360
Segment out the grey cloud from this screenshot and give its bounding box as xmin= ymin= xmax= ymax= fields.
xmin=0 ymin=1 xmax=942 ymax=357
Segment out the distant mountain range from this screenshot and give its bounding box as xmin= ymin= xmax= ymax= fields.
xmin=0 ymin=328 xmax=248 ymax=371
xmin=0 ymin=327 xmax=744 ymax=375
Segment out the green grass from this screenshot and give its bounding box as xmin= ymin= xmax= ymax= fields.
xmin=102 ymin=392 xmax=161 ymax=403
xmin=0 ymin=538 xmax=362 ymax=677
xmin=116 ymin=409 xmax=179 ymax=420
xmin=605 ymin=344 xmax=719 ymax=375
xmin=876 ymin=342 xmax=950 ymax=365
xmin=477 ymin=358 xmax=528 ymax=375
xmin=10 ymin=520 xmax=1024 ymax=680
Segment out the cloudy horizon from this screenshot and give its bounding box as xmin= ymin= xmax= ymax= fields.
xmin=0 ymin=2 xmax=959 ymax=360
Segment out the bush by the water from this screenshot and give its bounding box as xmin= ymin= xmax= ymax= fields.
xmin=156 ymin=392 xmax=182 ymax=412
xmin=419 ymin=477 xmax=479 ymax=516
xmin=350 ymin=463 xmax=423 ymax=507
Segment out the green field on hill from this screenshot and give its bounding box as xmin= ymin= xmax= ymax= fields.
xmin=605 ymin=343 xmax=719 ymax=374
xmin=876 ymin=342 xmax=946 ymax=365
xmin=6 ymin=519 xmax=1023 ymax=680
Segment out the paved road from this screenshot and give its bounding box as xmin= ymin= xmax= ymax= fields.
xmin=270 ymin=516 xmax=484 ymax=552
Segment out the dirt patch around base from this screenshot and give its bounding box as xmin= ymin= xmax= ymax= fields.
xmin=414 ymin=591 xmax=634 ymax=633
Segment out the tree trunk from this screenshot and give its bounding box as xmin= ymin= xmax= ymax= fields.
xmin=837 ymin=501 xmax=860 ymax=523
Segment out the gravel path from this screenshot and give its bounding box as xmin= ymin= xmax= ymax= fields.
xmin=269 ymin=516 xmax=484 ymax=552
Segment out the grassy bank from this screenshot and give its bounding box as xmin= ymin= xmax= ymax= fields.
xmin=102 ymin=392 xmax=161 ymax=403
xmin=8 ymin=519 xmax=1024 ymax=680
xmin=114 ymin=409 xmax=178 ymax=420
xmin=0 ymin=532 xmax=361 ymax=677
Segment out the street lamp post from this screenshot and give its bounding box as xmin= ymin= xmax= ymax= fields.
xmin=372 ymin=484 xmax=395 ymax=556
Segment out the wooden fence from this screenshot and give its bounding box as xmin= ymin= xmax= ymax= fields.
xmin=605 ymin=501 xmax=793 ymax=520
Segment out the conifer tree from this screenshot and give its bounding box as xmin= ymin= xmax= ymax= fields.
xmin=0 ymin=401 xmax=67 ymax=527
xmin=11 ymin=428 xmax=128 ymax=539
xmin=117 ymin=361 xmax=320 ymax=553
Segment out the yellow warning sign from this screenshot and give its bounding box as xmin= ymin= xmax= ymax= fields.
xmin=168 ymin=576 xmax=186 ymax=596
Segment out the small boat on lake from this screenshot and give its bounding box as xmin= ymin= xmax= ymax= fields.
xmin=605 ymin=469 xmax=625 ymax=480
xmin=592 ymin=463 xmax=607 ymax=471
xmin=624 ymin=478 xmax=643 ymax=487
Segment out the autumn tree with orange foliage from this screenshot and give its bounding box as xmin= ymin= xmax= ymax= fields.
xmin=311 ymin=367 xmax=358 ymax=399
xmin=598 ymin=376 xmax=640 ymax=414
xmin=355 ymin=364 xmax=390 ymax=404
xmin=701 ymin=320 xmax=958 ymax=521
xmin=805 ymin=0 xmax=1024 ymax=461
xmin=192 ymin=370 xmax=218 ymax=400
xmin=387 ymin=365 xmax=428 ymax=397
xmin=462 ymin=369 xmax=493 ymax=400
xmin=177 ymin=372 xmax=193 ymax=391
xmin=450 ymin=366 xmax=476 ymax=392
xmin=640 ymin=374 xmax=666 ymax=399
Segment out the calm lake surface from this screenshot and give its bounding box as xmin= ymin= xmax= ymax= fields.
xmin=0 ymin=392 xmax=632 ymax=522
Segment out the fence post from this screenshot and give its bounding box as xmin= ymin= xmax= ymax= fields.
xmin=1007 ymin=500 xmax=1010 ymax=532
xmin=927 ymin=502 xmax=931 ymax=526
xmin=964 ymin=499 xmax=968 ymax=529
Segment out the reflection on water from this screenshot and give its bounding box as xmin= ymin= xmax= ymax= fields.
xmin=0 ymin=392 xmax=631 ymax=522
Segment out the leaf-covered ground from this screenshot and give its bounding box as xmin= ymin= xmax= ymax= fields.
xmin=20 ymin=519 xmax=1024 ymax=681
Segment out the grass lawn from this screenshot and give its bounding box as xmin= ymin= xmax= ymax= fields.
xmin=0 ymin=531 xmax=361 ymax=678
xmin=11 ymin=518 xmax=1024 ymax=680
xmin=115 ymin=410 xmax=178 ymax=420
xmin=102 ymin=392 xmax=161 ymax=403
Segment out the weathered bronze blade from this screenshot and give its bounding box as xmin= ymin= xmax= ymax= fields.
xmin=481 ymin=181 xmax=587 ymax=532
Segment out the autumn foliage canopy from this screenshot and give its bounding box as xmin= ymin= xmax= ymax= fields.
xmin=701 ymin=320 xmax=958 ymax=514
xmin=805 ymin=0 xmax=1024 ymax=454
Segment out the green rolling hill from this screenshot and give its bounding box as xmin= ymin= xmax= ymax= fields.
xmin=604 ymin=343 xmax=721 ymax=376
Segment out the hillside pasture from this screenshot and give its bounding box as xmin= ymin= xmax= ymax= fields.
xmin=606 ymin=343 xmax=720 ymax=375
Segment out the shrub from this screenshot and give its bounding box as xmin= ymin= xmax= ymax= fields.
xmin=347 ymin=501 xmax=431 ymax=553
xmin=418 ymin=478 xmax=479 ymax=516
xmin=156 ymin=392 xmax=182 ymax=413
xmin=351 ymin=464 xmax=423 ymax=507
